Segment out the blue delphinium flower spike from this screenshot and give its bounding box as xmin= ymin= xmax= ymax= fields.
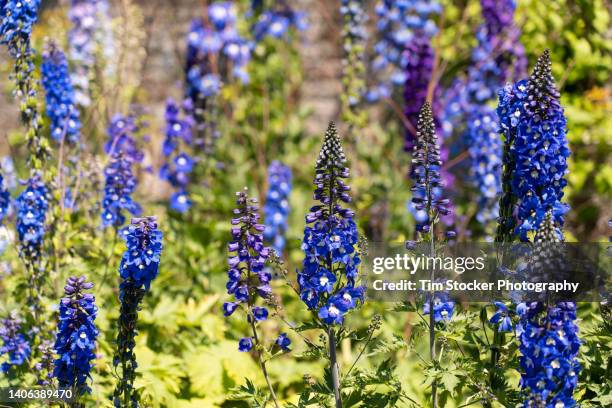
xmin=113 ymin=217 xmax=163 ymax=407
xmin=160 ymin=99 xmax=195 ymax=213
xmin=0 ymin=311 xmax=31 ymax=373
xmin=251 ymin=2 xmax=306 ymax=42
xmin=54 ymin=276 xmax=98 ymax=395
xmin=15 ymin=175 xmax=49 ymax=261
xmin=497 ymin=50 xmax=570 ymax=241
xmin=367 ymin=0 xmax=441 ymax=102
xmin=0 ymin=170 xmax=9 ymax=224
xmin=105 ymin=114 xmax=144 ymax=163
xmin=101 ymin=151 xmax=141 ymax=228
xmin=263 ymin=161 xmax=291 ymax=256
xmin=297 ymin=122 xmax=364 ymax=325
xmin=409 ymin=103 xmax=451 ymax=234
xmin=41 ymin=41 xmax=82 ymax=144
xmin=222 ymin=189 xmax=272 ymax=350
xmin=0 ymin=0 xmax=41 ymax=55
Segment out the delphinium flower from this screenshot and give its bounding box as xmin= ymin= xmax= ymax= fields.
xmin=251 ymin=2 xmax=307 ymax=42
xmin=298 ymin=122 xmax=364 ymax=324
xmin=1 ymin=0 xmax=49 ymax=169
xmin=489 ymin=301 xmax=513 ymax=332
xmin=496 ymin=50 xmax=570 ymax=242
xmin=0 ymin=156 xmax=17 ymax=190
xmin=410 ymin=103 xmax=453 ymax=407
xmin=222 ymin=188 xmax=286 ymax=407
xmin=297 ymin=122 xmax=364 ymax=406
xmin=409 ymin=103 xmax=451 ymax=234
xmin=263 ymin=161 xmax=292 ymax=256
xmin=186 ymin=2 xmax=252 ymax=96
xmin=53 ymin=276 xmax=98 ymax=395
xmin=0 ymin=311 xmax=31 ymax=373
xmin=35 ymin=339 xmax=54 ymax=386
xmin=0 ymin=171 xmax=9 ymax=224
xmin=516 ymin=214 xmax=580 ymax=407
xmin=340 ymin=0 xmax=367 ymax=130
xmin=15 ymin=175 xmax=49 ymax=262
xmin=402 ymin=31 xmax=439 ymax=151
xmin=105 ymin=114 xmax=144 ymax=163
xmin=367 ymin=0 xmax=441 ymax=101
xmin=101 ymin=151 xmax=141 ymax=228
xmin=15 ymin=175 xmax=49 ymax=319
xmin=160 ymin=99 xmax=195 ymax=213
xmin=113 ymin=217 xmax=162 ymax=408
xmin=68 ymin=0 xmax=110 ymax=107
xmin=0 ymin=0 xmax=41 ymax=55
xmin=423 ymin=291 xmax=455 ymax=323
xmin=41 ymin=41 xmax=82 ymax=144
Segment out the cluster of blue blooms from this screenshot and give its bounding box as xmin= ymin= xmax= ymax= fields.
xmin=222 ymin=189 xmax=273 ymax=351
xmin=160 ymin=99 xmax=195 ymax=213
xmin=186 ymin=1 xmax=251 ymax=99
xmin=0 ymin=312 xmax=31 ymax=373
xmin=517 ymin=300 xmax=580 ymax=407
xmin=409 ymin=103 xmax=451 ymax=233
xmin=423 ymin=291 xmax=455 ymax=323
xmin=497 ymin=50 xmax=570 ymax=240
xmin=440 ymin=0 xmax=526 ymax=231
xmin=368 ymin=0 xmax=441 ymax=101
xmin=53 ymin=275 xmax=98 ymax=394
xmin=297 ymin=122 xmax=364 ymax=325
xmin=402 ymin=31 xmax=438 ymax=151
xmin=118 ymin=216 xmax=163 ymax=293
xmin=263 ymin=161 xmax=292 ymax=256
xmin=105 ymin=114 xmax=144 ymax=163
xmin=251 ymin=2 xmax=306 ymax=41
xmin=41 ymin=42 xmax=82 ymax=144
xmin=0 ymin=0 xmax=41 ymax=54
xmin=68 ymin=0 xmax=109 ymax=107
xmin=101 ymin=151 xmax=141 ymax=228
xmin=490 ymin=301 xmax=513 ymax=332
xmin=15 ymin=175 xmax=48 ymax=260
xmin=0 ymin=172 xmax=9 ymax=224
xmin=113 ymin=217 xmax=162 ymax=407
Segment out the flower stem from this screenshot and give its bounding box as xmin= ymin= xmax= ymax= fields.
xmin=249 ymin=318 xmax=280 ymax=408
xmin=328 ymin=327 xmax=343 ymax=408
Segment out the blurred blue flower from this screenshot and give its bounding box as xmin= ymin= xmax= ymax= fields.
xmin=0 ymin=312 xmax=30 ymax=373
xmin=263 ymin=161 xmax=291 ymax=255
xmin=101 ymin=151 xmax=141 ymax=228
xmin=41 ymin=42 xmax=82 ymax=144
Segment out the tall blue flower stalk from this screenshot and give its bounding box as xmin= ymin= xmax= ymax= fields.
xmin=15 ymin=175 xmax=49 ymax=316
xmin=367 ymin=0 xmax=441 ymax=101
xmin=340 ymin=0 xmax=367 ymax=130
xmin=0 ymin=171 xmax=9 ymax=224
xmin=105 ymin=114 xmax=144 ymax=163
xmin=68 ymin=0 xmax=110 ymax=107
xmin=54 ymin=276 xmax=98 ymax=397
xmin=160 ymin=99 xmax=195 ymax=213
xmin=101 ymin=151 xmax=141 ymax=228
xmin=0 ymin=311 xmax=31 ymax=373
xmin=496 ymin=50 xmax=570 ymax=242
xmin=222 ymin=189 xmax=286 ymax=408
xmin=443 ymin=0 xmax=526 ymax=231
xmin=516 ymin=213 xmax=580 ymax=407
xmin=410 ymin=103 xmax=453 ymax=408
xmin=297 ymin=122 xmax=364 ymax=407
xmin=263 ymin=161 xmax=292 ymax=256
xmin=113 ymin=217 xmax=163 ymax=408
xmin=1 ymin=0 xmax=48 ymax=168
xmin=41 ymin=41 xmax=82 ymax=144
